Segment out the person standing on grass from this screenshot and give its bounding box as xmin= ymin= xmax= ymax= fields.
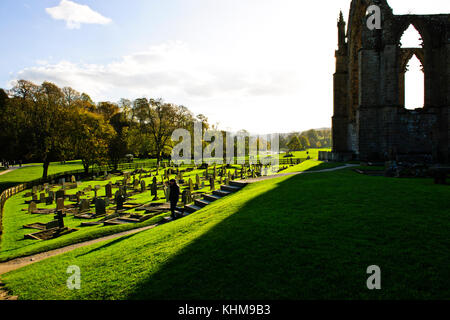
xmin=169 ymin=179 xmax=180 ymax=219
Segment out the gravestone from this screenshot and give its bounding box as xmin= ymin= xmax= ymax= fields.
xmin=28 ymin=202 xmax=37 ymax=214
xmin=71 ymin=175 xmax=76 ymax=183
xmin=115 ymin=191 xmax=125 ymax=211
xmin=32 ymin=186 xmax=38 ymax=194
xmin=79 ymin=199 xmax=90 ymax=212
xmin=56 ymin=190 xmax=65 ymax=200
xmin=32 ymin=194 xmax=38 ymax=201
xmin=105 ymin=184 xmax=113 ymax=198
xmin=164 ymin=185 xmax=170 ymax=201
xmin=48 ymin=190 xmax=55 ymax=201
xmin=46 ymin=196 xmax=53 ymax=205
xmin=196 ymin=174 xmax=200 ymax=186
xmin=140 ymin=180 xmax=146 ymax=192
xmin=213 ymin=166 xmax=217 ymax=179
xmin=95 ymin=198 xmax=106 ymax=216
xmin=39 ymin=193 xmax=45 ymax=202
xmin=182 ymin=189 xmax=192 ymax=205
xmin=188 ymin=178 xmax=194 ymax=193
xmin=56 ymin=198 xmax=65 ymax=211
xmin=134 ymin=179 xmax=139 ymax=190
xmin=151 ymin=177 xmax=159 ymax=200
xmin=201 ymin=181 xmax=205 ymax=189
xmin=54 ymin=210 xmax=65 ymax=229
xmin=210 ymin=177 xmax=215 ymax=191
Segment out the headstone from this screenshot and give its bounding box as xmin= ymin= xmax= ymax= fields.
xmin=188 ymin=178 xmax=194 ymax=193
xmin=54 ymin=210 xmax=65 ymax=229
xmin=32 ymin=194 xmax=38 ymax=201
xmin=201 ymin=182 xmax=205 ymax=189
xmin=45 ymin=196 xmax=53 ymax=205
xmin=140 ymin=180 xmax=146 ymax=192
xmin=210 ymin=177 xmax=215 ymax=191
xmin=39 ymin=193 xmax=45 ymax=202
xmin=71 ymin=175 xmax=76 ymax=183
xmin=95 ymin=198 xmax=106 ymax=216
xmin=56 ymin=198 xmax=65 ymax=211
xmin=115 ymin=191 xmax=125 ymax=211
xmin=151 ymin=177 xmax=159 ymax=200
xmin=32 ymin=186 xmax=38 ymax=194
xmin=182 ymin=189 xmax=192 ymax=205
xmin=164 ymin=184 xmax=170 ymax=201
xmin=105 ymin=184 xmax=113 ymax=198
xmin=55 ymin=190 xmax=65 ymax=200
xmin=213 ymin=166 xmax=217 ymax=179
xmin=28 ymin=202 xmax=37 ymax=214
xmin=48 ymin=190 xmax=55 ymax=201
xmin=79 ymin=199 xmax=90 ymax=212
xmin=196 ymin=174 xmax=200 ymax=186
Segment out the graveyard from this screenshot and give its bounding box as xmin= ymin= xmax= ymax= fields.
xmin=0 ymin=161 xmax=285 ymax=262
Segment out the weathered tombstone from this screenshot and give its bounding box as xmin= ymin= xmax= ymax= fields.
xmin=56 ymin=198 xmax=65 ymax=211
xmin=54 ymin=210 xmax=65 ymax=229
xmin=45 ymin=196 xmax=53 ymax=205
xmin=32 ymin=186 xmax=38 ymax=194
xmin=71 ymin=175 xmax=76 ymax=183
xmin=151 ymin=177 xmax=159 ymax=200
xmin=182 ymin=189 xmax=192 ymax=205
xmin=79 ymin=199 xmax=90 ymax=212
xmin=48 ymin=190 xmax=55 ymax=200
xmin=32 ymin=194 xmax=38 ymax=201
xmin=105 ymin=184 xmax=113 ymax=198
xmin=39 ymin=193 xmax=45 ymax=202
xmin=213 ymin=166 xmax=217 ymax=179
xmin=219 ymin=176 xmax=223 ymax=185
xmin=201 ymin=181 xmax=205 ymax=189
xmin=55 ymin=190 xmax=65 ymax=200
xmin=28 ymin=202 xmax=37 ymax=214
xmin=134 ymin=179 xmax=139 ymax=190
xmin=196 ymin=174 xmax=200 ymax=186
xmin=95 ymin=198 xmax=106 ymax=216
xmin=164 ymin=184 xmax=170 ymax=201
xmin=115 ymin=191 xmax=125 ymax=211
xmin=188 ymin=178 xmax=194 ymax=193
xmin=210 ymin=177 xmax=215 ymax=191
xmin=140 ymin=180 xmax=146 ymax=192
xmin=94 ymin=185 xmax=101 ymax=198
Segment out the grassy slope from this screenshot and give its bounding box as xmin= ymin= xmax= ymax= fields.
xmin=3 ymin=169 xmax=449 ymax=300
xmin=281 ymin=160 xmax=345 ymax=173
xmin=0 ymin=166 xmax=240 ymax=261
xmin=0 ymin=161 xmax=85 ymax=191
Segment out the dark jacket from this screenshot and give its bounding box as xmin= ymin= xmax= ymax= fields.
xmin=169 ymin=184 xmax=180 ymax=202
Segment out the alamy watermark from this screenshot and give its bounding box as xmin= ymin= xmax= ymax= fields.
xmin=367 ymin=5 xmax=382 ymax=30
xmin=171 ymin=121 xmax=279 ymax=170
xmin=366 ymin=265 xmax=381 ymax=290
xmin=67 ymin=265 xmax=81 ymax=290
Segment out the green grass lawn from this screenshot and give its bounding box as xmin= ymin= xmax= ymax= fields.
xmin=281 ymin=160 xmax=345 ymax=173
xmin=0 ymin=161 xmax=85 ymax=192
xmin=2 ymin=169 xmax=449 ymax=300
xmin=0 ymin=165 xmax=242 ymax=262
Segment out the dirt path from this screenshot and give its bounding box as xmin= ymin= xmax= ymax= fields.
xmin=0 ymin=223 xmax=162 ymax=276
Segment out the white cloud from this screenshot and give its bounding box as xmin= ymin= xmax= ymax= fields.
xmin=11 ymin=41 xmax=299 ymax=102
xmin=45 ymin=0 xmax=112 ymax=29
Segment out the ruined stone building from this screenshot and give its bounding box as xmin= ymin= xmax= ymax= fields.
xmin=330 ymin=0 xmax=449 ymax=163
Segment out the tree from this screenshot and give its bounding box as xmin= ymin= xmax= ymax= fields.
xmin=97 ymin=101 xmax=120 ymax=121
xmin=71 ymin=110 xmax=114 ymax=174
xmin=287 ymin=135 xmax=302 ymax=152
xmin=108 ymin=112 xmax=130 ymax=170
xmin=299 ymin=135 xmax=310 ymax=150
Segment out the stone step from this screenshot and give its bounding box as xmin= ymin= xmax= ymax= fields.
xmin=203 ymin=194 xmax=222 ymax=202
xmin=184 ymin=204 xmax=202 ymax=213
xmin=229 ymin=181 xmax=248 ymax=188
xmin=213 ymin=190 xmax=232 ymax=197
xmin=221 ymin=185 xmax=241 ymax=193
xmin=195 ymin=199 xmax=211 ymax=208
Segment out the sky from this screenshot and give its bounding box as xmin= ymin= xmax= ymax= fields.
xmin=0 ymin=0 xmax=448 ymax=134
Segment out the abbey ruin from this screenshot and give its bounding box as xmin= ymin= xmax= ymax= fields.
xmin=330 ymin=0 xmax=449 ymax=163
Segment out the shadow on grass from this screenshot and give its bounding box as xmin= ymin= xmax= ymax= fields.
xmin=75 ymin=230 xmax=147 ymax=258
xmin=124 ymin=170 xmax=450 ymax=300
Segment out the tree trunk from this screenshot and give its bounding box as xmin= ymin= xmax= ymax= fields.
xmin=42 ymin=161 xmax=50 ymax=180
